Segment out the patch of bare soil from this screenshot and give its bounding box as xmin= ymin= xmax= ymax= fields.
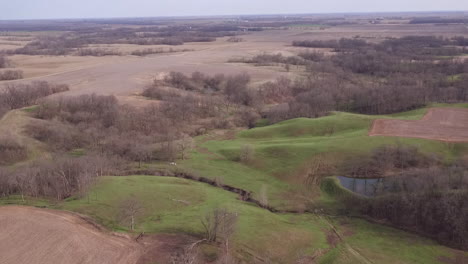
xmin=369 ymin=108 xmax=468 ymax=142
xmin=326 ymin=229 xmax=340 ymax=248
xmin=136 ymin=234 xmax=197 ymax=264
xmin=0 ymin=206 xmax=193 ymax=264
xmin=0 ymin=206 xmax=141 ymax=264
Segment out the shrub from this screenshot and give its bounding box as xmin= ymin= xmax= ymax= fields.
xmin=0 ymin=70 xmax=23 ymax=81
xmin=0 ymin=135 xmax=28 ymax=165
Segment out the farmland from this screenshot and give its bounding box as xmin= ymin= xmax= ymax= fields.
xmin=0 ymin=11 xmax=467 ymax=264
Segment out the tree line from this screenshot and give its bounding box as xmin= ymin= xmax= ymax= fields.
xmin=336 ymin=145 xmax=468 ymax=250
xmin=252 ymin=36 xmax=468 ymax=122
xmin=0 ymin=81 xmax=69 ymax=119
xmin=4 ymin=24 xmax=245 ymax=56
xmin=0 ymin=155 xmax=123 ymax=201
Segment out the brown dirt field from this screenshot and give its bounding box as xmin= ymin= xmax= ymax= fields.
xmin=0 ymin=206 xmax=193 ymax=264
xmin=369 ymin=108 xmax=468 ymax=142
xmin=0 ymin=206 xmax=141 ymax=264
xmin=0 ymin=29 xmax=317 ymax=104
xmin=1 ymin=24 xmax=467 ymax=106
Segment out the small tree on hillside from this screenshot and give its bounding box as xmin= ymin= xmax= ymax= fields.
xmin=118 ymin=197 xmax=144 ymax=231
xmin=201 ymin=208 xmax=238 ymax=243
xmin=239 ymin=144 xmax=255 ymax=164
xmin=178 ymin=134 xmax=194 ymax=160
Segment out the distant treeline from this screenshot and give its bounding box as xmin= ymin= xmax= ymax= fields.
xmin=410 ymin=18 xmax=468 ymax=24
xmin=249 ymin=35 xmax=468 ymax=122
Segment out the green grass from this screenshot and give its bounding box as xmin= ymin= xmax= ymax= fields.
xmin=2 ymin=104 xmax=468 ymax=263
xmin=6 ymin=175 xmax=460 ymax=264
xmin=180 ymin=106 xmax=468 ymax=210
xmin=329 ymin=217 xmax=464 ymax=264
xmin=22 ymin=105 xmax=39 ymax=113
xmin=59 ymin=176 xmax=331 ymax=263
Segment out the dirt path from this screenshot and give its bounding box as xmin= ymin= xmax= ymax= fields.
xmin=369 ymin=108 xmax=468 ymax=142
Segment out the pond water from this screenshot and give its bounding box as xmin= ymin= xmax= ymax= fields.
xmin=337 ymin=176 xmax=383 ymax=197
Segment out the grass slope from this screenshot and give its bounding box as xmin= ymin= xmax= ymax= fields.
xmin=180 ymin=105 xmax=468 ymax=210
xmin=2 ymin=104 xmax=467 ymax=263
xmin=50 ymin=176 xmax=333 ymax=263
xmin=3 ymin=175 xmax=463 ymax=264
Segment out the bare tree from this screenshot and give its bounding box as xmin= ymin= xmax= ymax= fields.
xmin=178 ymin=134 xmax=194 ymax=160
xmin=201 ymin=208 xmax=238 ymax=244
xmin=0 ymin=56 xmax=10 ymax=68
xmin=118 ymin=196 xmax=144 ymax=231
xmin=0 ymin=70 xmax=23 ymax=81
xmin=239 ymin=144 xmax=254 ymax=164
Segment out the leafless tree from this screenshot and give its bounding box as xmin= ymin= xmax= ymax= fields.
xmin=239 ymin=144 xmax=254 ymax=164
xmin=118 ymin=196 xmax=144 ymax=231
xmin=201 ymin=208 xmax=238 ymax=244
xmin=178 ymin=134 xmax=194 ymax=160
xmin=0 ymin=70 xmax=23 ymax=81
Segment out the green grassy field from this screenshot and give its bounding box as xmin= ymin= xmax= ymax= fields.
xmin=2 ymin=104 xmax=467 ymax=263
xmin=3 ymin=174 xmax=463 ymax=264
xmin=179 ymin=105 xmax=468 ymax=210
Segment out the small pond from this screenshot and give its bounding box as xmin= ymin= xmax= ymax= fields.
xmin=337 ymin=176 xmax=383 ymax=197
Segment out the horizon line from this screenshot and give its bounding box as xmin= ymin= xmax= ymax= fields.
xmin=1 ymin=10 xmax=467 ymax=22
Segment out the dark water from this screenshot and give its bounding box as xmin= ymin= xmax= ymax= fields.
xmin=337 ymin=176 xmax=383 ymax=197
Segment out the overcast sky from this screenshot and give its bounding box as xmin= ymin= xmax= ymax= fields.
xmin=1 ymin=0 xmax=467 ymax=20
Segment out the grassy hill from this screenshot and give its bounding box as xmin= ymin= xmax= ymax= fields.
xmin=180 ymin=106 xmax=468 ymax=210
xmin=1 ymin=104 xmax=467 ymax=263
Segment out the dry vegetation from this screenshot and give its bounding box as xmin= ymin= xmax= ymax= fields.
xmin=0 ymin=81 xmax=69 ymax=119
xmin=237 ymin=36 xmax=468 ymax=123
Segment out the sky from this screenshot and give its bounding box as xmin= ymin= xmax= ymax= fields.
xmin=1 ymin=0 xmax=467 ymax=20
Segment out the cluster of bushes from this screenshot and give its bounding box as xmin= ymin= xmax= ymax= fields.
xmin=149 ymin=71 xmax=264 ymax=108
xmin=157 ymin=71 xmax=227 ymax=92
xmin=340 ymin=145 xmax=441 ymax=178
xmin=76 ymin=48 xmax=122 ymax=57
xmin=0 ymin=81 xmax=69 ymax=112
xmin=0 ymin=155 xmax=123 ymax=200
xmin=227 ymin=37 xmax=244 ymax=42
xmin=25 ymin=94 xmax=198 ymax=163
xmin=0 ymin=56 xmax=10 ymax=68
xmin=0 ymin=70 xmax=23 ymax=81
xmin=12 ymin=35 xmax=87 ymax=56
xmin=130 ymin=48 xmax=191 ymax=56
xmin=230 ymin=53 xmax=306 ymax=66
xmin=293 ymin=38 xmax=368 ymax=51
xmin=143 ymin=72 xmax=263 ymax=128
xmin=0 ymin=135 xmax=28 ymax=165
